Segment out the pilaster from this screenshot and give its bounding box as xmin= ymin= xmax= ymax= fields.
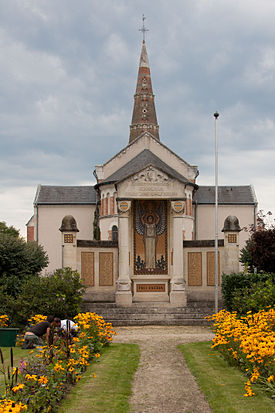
xmin=115 ymin=200 xmax=132 ymax=306
xmin=170 ymin=201 xmax=187 ymax=306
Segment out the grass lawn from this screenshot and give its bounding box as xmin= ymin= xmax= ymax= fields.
xmin=178 ymin=341 xmax=275 ymax=413
xmin=58 ymin=343 xmax=140 ymax=413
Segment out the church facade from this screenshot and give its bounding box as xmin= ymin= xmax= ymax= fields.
xmin=27 ymin=40 xmax=257 ymax=306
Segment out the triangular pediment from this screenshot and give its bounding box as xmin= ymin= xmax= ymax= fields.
xmin=95 ymin=133 xmax=198 ymax=185
xmin=116 ymin=164 xmax=189 ymax=200
xmin=97 ymin=149 xmax=196 ymax=188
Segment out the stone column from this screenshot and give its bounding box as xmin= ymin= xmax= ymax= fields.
xmin=115 ymin=201 xmax=132 ymax=306
xmin=222 ymin=215 xmax=241 ymax=274
xmin=59 ymin=215 xmax=79 ymax=271
xmin=170 ymin=201 xmax=187 ymax=306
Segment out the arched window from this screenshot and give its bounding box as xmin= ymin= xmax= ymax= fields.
xmin=111 ymin=225 xmax=118 ymax=242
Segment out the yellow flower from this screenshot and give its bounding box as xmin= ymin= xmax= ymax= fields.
xmin=12 ymin=383 xmax=25 ymax=392
xmin=94 ymin=353 xmax=101 ymax=358
xmin=267 ymin=375 xmax=274 ymax=383
xmin=38 ymin=376 xmax=48 ymax=385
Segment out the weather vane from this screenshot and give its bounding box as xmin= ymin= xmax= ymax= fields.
xmin=139 ymin=14 xmax=149 ymax=42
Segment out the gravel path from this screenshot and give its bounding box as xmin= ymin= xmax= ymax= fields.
xmin=113 ymin=326 xmax=214 ymax=413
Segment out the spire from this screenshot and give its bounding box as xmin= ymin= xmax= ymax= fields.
xmin=129 ymin=35 xmax=159 ymax=143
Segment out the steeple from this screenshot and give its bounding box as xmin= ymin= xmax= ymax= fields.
xmin=129 ymin=39 xmax=159 ymax=143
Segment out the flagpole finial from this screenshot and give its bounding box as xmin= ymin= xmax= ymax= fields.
xmin=214 ymin=111 xmax=219 ymax=119
xmin=139 ymin=14 xmax=149 ymax=42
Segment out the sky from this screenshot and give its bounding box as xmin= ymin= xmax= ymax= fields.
xmin=1 ymin=0 xmax=275 ymax=237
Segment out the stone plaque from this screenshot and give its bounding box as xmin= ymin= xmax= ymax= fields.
xmin=99 ymin=252 xmax=113 ymax=286
xmin=81 ymin=252 xmax=94 ymax=287
xmin=207 ymin=252 xmax=220 ymax=286
xmin=228 ymin=234 xmax=237 ymax=243
xmin=188 ymin=252 xmax=202 ymax=286
xmin=136 ymin=284 xmax=165 ymax=292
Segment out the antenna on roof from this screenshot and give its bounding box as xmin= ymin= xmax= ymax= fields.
xmin=139 ymin=14 xmax=149 ymax=42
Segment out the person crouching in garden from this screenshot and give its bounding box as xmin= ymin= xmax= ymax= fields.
xmin=22 ymin=316 xmax=61 ymax=349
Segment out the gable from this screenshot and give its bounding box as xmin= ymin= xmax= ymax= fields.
xmin=116 ymin=164 xmax=187 ymax=199
xmin=97 ymin=149 xmax=197 ymax=188
xmin=95 ymin=132 xmax=198 ymax=183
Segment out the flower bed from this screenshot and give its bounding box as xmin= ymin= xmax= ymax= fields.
xmin=208 ymin=308 xmax=275 ymax=397
xmin=0 ymin=312 xmax=116 ymax=412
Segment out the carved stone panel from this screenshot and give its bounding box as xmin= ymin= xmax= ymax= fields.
xmin=99 ymin=252 xmax=113 ymax=286
xmin=188 ymin=252 xmax=202 ymax=286
xmin=81 ymin=252 xmax=94 ymax=287
xmin=117 ymin=166 xmax=185 ymax=199
xmin=207 ymin=251 xmax=221 ymax=286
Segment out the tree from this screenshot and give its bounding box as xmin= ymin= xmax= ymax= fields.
xmin=0 ymin=233 xmax=49 ymax=296
xmin=240 ymin=211 xmax=275 ymax=273
xmin=0 ymin=221 xmax=20 ymax=238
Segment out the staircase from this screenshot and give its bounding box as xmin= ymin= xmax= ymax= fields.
xmin=80 ymin=301 xmax=220 ymax=326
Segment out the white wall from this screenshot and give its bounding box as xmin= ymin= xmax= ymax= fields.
xmin=37 ymin=204 xmax=95 ymax=273
xmin=196 ymin=204 xmax=255 ymax=251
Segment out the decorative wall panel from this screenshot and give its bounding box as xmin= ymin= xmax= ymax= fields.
xmin=81 ymin=252 xmax=94 ymax=287
xmin=207 ymin=251 xmax=220 ymax=286
xmin=99 ymin=252 xmax=113 ymax=286
xmin=134 ymin=200 xmax=167 ymax=274
xmin=188 ymin=252 xmax=202 ymax=286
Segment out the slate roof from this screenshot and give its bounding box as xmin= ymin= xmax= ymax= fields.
xmin=98 ymin=149 xmax=196 ymax=187
xmin=194 ymin=185 xmax=257 ymax=205
xmin=35 ymin=185 xmax=97 ymax=205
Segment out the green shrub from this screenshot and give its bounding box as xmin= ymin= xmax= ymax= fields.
xmin=0 ymin=233 xmax=48 ymax=297
xmin=0 ymin=268 xmax=86 ymax=329
xmin=222 ymin=272 xmax=275 ymax=312
xmin=231 ymin=279 xmax=275 ymax=315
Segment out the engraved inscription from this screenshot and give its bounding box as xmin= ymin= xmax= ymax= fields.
xmin=81 ymin=252 xmax=94 ymax=287
xmin=136 ymin=284 xmax=165 ymax=292
xmin=207 ymin=252 xmax=220 ymax=286
xmin=99 ymin=252 xmax=113 ymax=286
xmin=188 ymin=252 xmax=202 ymax=286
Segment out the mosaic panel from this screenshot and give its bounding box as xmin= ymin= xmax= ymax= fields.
xmin=99 ymin=252 xmax=113 ymax=286
xmin=134 ymin=200 xmax=167 ymax=274
xmin=188 ymin=252 xmax=202 ymax=286
xmin=228 ymin=234 xmax=237 ymax=243
xmin=81 ymin=252 xmax=94 ymax=287
xmin=64 ymin=234 xmax=73 ymax=243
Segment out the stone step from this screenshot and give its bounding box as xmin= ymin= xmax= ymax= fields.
xmin=80 ymin=300 xmax=219 ymax=326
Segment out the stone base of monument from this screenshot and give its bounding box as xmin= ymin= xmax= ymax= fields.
xmin=115 ymin=291 xmax=132 ymax=307
xmin=169 ymin=291 xmax=187 ymax=307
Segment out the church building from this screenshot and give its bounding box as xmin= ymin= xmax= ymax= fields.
xmin=27 ymin=38 xmax=257 ymax=307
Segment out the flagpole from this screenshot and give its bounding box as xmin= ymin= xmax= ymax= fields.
xmin=214 ymin=111 xmax=219 ymax=314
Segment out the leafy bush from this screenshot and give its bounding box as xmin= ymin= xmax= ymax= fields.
xmin=0 ymin=268 xmax=86 ymax=329
xmin=231 ymin=279 xmax=275 ymax=315
xmin=0 ymin=233 xmax=48 ymax=296
xmin=222 ymin=272 xmax=275 ymax=312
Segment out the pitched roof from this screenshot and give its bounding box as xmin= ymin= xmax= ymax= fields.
xmin=98 ymin=149 xmax=196 ymax=187
xmin=35 ymin=185 xmax=97 ymax=205
xmin=194 ymin=185 xmax=257 ymax=205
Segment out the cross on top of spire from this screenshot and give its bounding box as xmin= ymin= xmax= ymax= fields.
xmin=139 ymin=14 xmax=149 ymax=42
